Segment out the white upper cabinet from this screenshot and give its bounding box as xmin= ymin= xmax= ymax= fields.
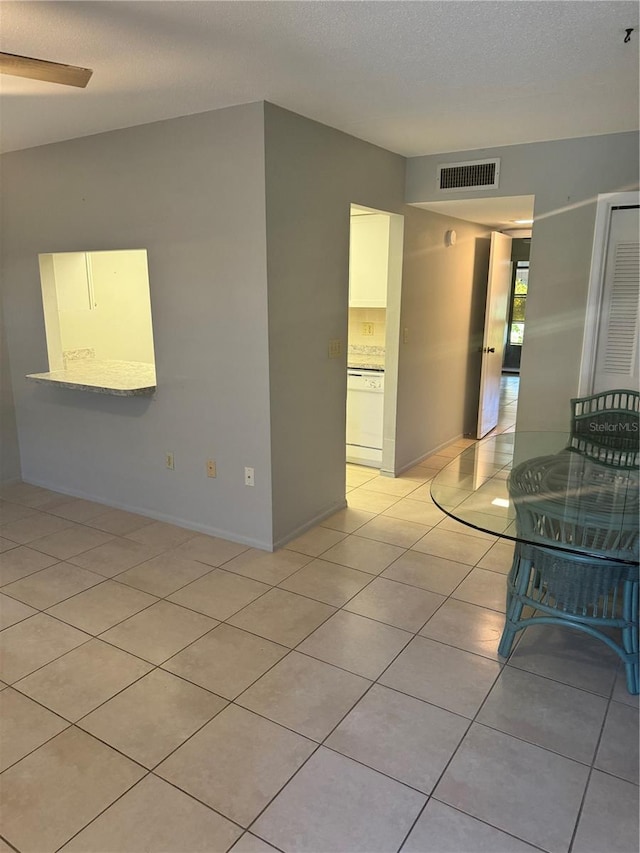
xmin=348 ymin=214 xmax=390 ymax=307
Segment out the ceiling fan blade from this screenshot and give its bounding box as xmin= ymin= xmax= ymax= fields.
xmin=0 ymin=52 xmax=92 ymax=88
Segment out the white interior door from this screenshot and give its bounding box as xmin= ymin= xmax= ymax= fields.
xmin=477 ymin=231 xmax=512 ymax=438
xmin=592 ymin=206 xmax=639 ymax=394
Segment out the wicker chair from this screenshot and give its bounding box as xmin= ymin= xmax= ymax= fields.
xmin=568 ymin=389 xmax=640 ymax=468
xmin=498 ymin=452 xmax=639 ymax=693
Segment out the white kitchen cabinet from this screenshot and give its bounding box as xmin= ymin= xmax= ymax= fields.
xmin=348 ymin=214 xmax=390 ymax=307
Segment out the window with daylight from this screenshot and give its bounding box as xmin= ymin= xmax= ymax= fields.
xmin=509 ymin=261 xmax=529 ymax=346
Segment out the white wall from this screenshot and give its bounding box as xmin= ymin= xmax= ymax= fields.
xmin=406 ymin=132 xmax=640 ymax=430
xmin=1 ymin=103 xmax=274 ymax=547
xmin=51 ymin=253 xmax=89 ymax=313
xmin=348 ymin=308 xmax=386 ymax=349
xmin=67 ymin=251 xmax=155 ymax=364
xmin=39 ymin=251 xmax=155 ymax=367
xmin=87 ymin=251 xmax=154 ymax=363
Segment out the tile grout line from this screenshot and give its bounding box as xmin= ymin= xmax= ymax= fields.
xmin=566 ymin=667 xmax=634 ymax=852
xmin=221 ymin=542 xmax=476 ymax=841
xmin=3 ymin=378 xmax=636 ymax=851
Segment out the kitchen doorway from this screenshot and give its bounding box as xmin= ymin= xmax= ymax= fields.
xmin=346 ymin=204 xmax=404 ymax=475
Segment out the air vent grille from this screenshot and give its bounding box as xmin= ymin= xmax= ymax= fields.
xmin=437 ymin=158 xmax=500 ymax=192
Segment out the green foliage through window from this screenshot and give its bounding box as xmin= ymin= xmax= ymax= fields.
xmin=509 ymin=262 xmax=528 ymax=346
xmin=512 ymin=296 xmax=526 ymax=322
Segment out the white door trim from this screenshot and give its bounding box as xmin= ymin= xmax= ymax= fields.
xmin=578 ymin=191 xmax=640 ymax=396
xmin=380 ymin=211 xmax=404 ymax=476
xmin=476 ymin=231 xmax=512 ymax=438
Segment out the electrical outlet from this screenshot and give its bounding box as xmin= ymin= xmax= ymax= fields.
xmin=244 ymin=466 xmax=255 ymax=487
xmin=328 ymin=339 xmax=341 ymax=358
xmin=362 ymin=322 xmax=374 ymax=336
xmin=165 ymin=452 xmax=175 ymax=470
xmin=207 ymin=459 xmax=217 ymax=478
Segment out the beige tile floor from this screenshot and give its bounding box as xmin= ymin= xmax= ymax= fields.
xmin=0 ymin=376 xmax=638 ymax=853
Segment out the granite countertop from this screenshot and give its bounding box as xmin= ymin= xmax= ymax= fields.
xmin=347 ymin=346 xmax=385 ymax=371
xmin=26 ymin=360 xmax=157 ymax=397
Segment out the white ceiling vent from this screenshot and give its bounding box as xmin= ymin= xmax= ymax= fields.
xmin=437 ymin=158 xmax=500 ymax=192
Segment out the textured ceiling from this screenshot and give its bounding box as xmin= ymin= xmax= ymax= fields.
xmin=0 ymin=0 xmax=638 ymax=155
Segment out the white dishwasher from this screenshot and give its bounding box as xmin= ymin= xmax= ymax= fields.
xmin=346 ymin=368 xmax=384 ymax=467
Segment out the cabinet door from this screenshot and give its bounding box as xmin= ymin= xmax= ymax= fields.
xmin=348 ymin=214 xmax=390 ymax=307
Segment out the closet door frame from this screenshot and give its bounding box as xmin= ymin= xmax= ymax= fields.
xmin=578 ymin=191 xmax=639 ymax=395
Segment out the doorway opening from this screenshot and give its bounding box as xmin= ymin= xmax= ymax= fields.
xmin=497 ymin=373 xmax=520 ymax=432
xmin=503 ymin=239 xmax=531 ymax=374
xmin=345 ymin=204 xmax=404 ymax=477
xmin=408 ymin=194 xmax=534 ymax=439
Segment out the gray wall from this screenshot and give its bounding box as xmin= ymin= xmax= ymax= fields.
xmin=264 ymin=104 xmax=405 ymax=544
xmin=398 ymin=209 xmax=490 ymax=463
xmin=0 ymin=296 xmax=21 ymax=483
xmin=2 ymin=100 xmax=503 ymax=548
xmin=407 ymin=132 xmax=640 ymax=430
xmin=1 ymin=103 xmax=274 ymax=547
xmin=264 ymin=104 xmax=489 ymax=544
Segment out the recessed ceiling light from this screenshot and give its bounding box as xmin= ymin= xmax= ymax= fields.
xmin=512 ymin=219 xmax=534 ymax=225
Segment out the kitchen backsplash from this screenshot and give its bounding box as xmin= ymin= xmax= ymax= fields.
xmin=63 ymin=348 xmax=96 ymax=368
xmin=348 ymin=344 xmax=386 ymax=355
xmin=348 ymin=307 xmax=386 ymax=348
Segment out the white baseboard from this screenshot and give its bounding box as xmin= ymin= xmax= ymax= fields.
xmin=346 ymin=444 xmax=382 ymax=468
xmin=272 ymin=497 xmax=348 ymax=551
xmin=395 ymin=433 xmax=465 ymax=476
xmin=0 ymin=476 xmax=22 ymax=488
xmin=16 ymin=476 xmax=274 ymax=552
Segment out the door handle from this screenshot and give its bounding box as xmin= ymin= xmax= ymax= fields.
xmin=481 ymin=347 xmax=496 ymax=353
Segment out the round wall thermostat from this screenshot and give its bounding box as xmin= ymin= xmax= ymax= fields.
xmin=445 ymin=229 xmax=457 ymax=247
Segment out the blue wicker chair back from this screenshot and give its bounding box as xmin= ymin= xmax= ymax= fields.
xmin=569 ymin=389 xmax=640 ymax=468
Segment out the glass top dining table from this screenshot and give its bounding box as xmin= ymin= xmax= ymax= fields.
xmin=430 ymin=432 xmax=640 ymax=566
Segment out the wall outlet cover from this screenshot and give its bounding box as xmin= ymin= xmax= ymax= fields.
xmin=328 ymin=339 xmax=342 ymax=358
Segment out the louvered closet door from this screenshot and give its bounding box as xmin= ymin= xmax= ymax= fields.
xmin=593 ymin=206 xmax=639 ymax=394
